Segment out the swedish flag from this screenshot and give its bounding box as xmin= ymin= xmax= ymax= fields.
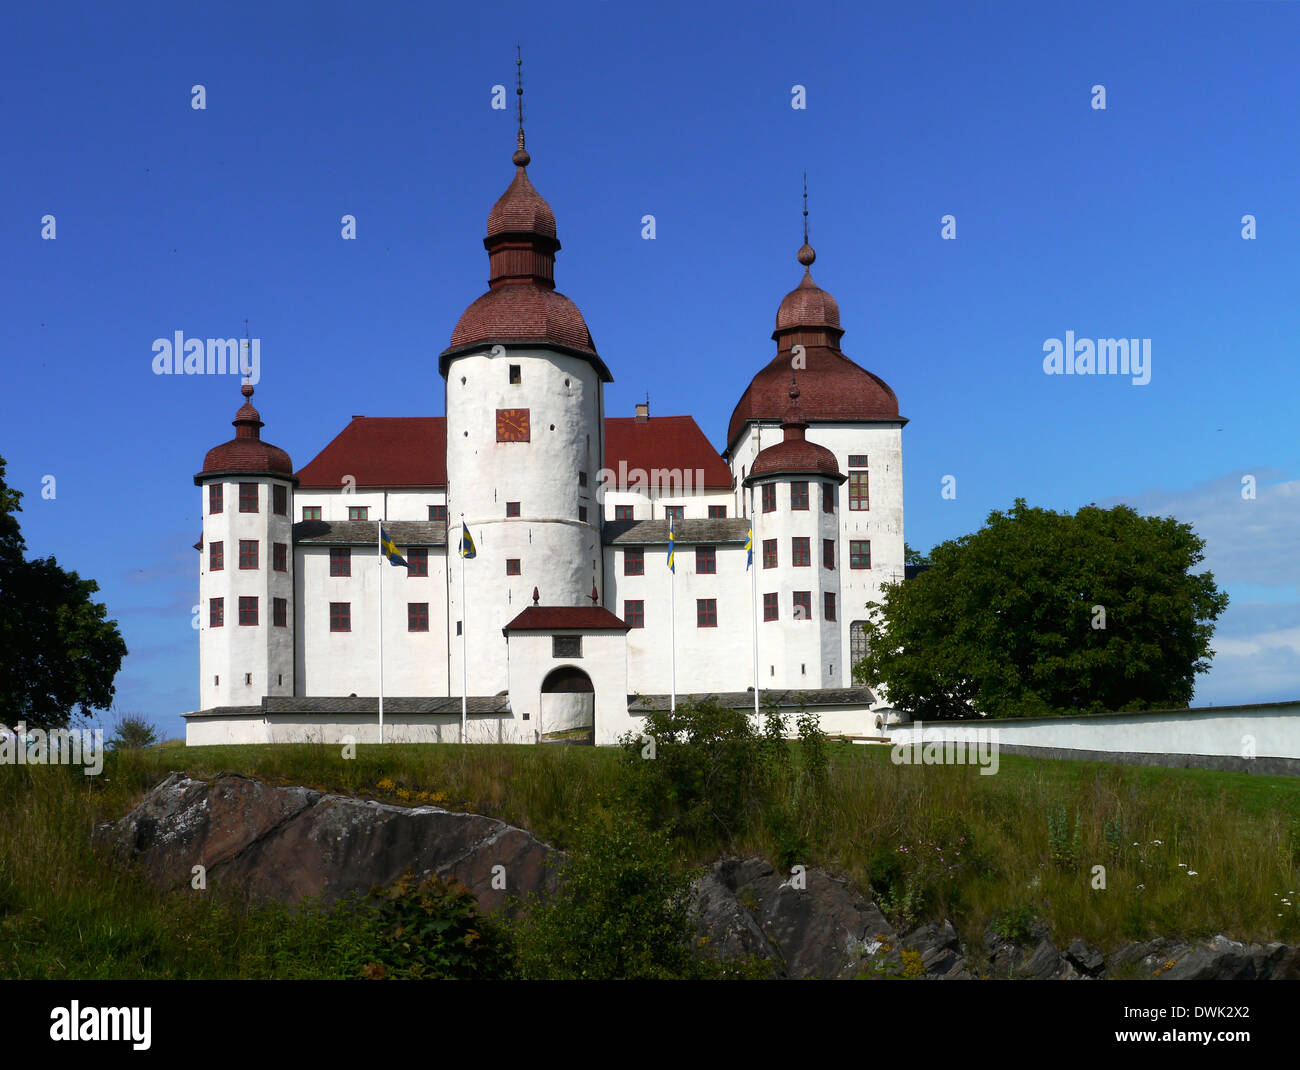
xmin=459 ymin=522 xmax=477 ymax=559
xmin=666 ymin=515 xmax=675 ymax=573
xmin=380 ymin=526 xmax=408 ymax=567
xmin=745 ymin=526 xmax=753 ymax=570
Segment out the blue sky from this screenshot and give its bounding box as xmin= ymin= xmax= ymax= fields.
xmin=3 ymin=1 xmax=1297 ymax=737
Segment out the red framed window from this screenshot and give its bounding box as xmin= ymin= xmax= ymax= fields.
xmin=792 ymin=537 xmax=810 ymax=567
xmin=824 ymin=592 xmax=837 ymax=622
xmin=209 ymin=540 xmax=224 ymax=572
xmin=695 ymin=545 xmax=716 ymax=574
xmin=330 ymin=548 xmax=351 ymax=577
xmin=761 ymin=484 xmax=776 ymax=512
xmin=791 ymin=482 xmax=809 ymax=510
xmin=823 ymin=539 xmax=835 ymax=570
xmin=273 ymin=542 xmax=287 ymax=572
xmin=239 ymin=483 xmax=258 ymax=513
xmin=822 ymin=482 xmax=835 ymax=513
xmin=208 ymin=484 xmax=223 ymax=514
xmin=849 ymin=471 xmax=869 ymax=511
xmin=406 ymin=548 xmax=428 ymax=576
xmin=506 ymin=501 xmax=521 ymax=517
xmin=330 ymin=602 xmax=350 ymax=632
xmin=408 ymin=603 xmax=429 ymax=632
xmin=273 ymin=484 xmax=287 ymax=516
xmin=624 ymin=548 xmax=644 ymax=576
xmin=428 ymin=504 xmax=448 ymax=522
xmin=708 ymin=505 xmax=727 ymax=518
xmin=506 ymin=558 xmax=521 ymax=575
xmin=696 ymin=598 xmax=717 ymax=628
xmin=848 ymin=454 xmax=868 ymax=468
xmin=850 ymin=540 xmax=872 ymax=569
xmin=302 ymin=506 xmax=321 ymax=521
xmin=792 ymin=591 xmax=812 ymax=620
xmin=664 ymin=505 xmax=684 ymax=522
xmin=614 ymin=505 xmax=634 ymax=521
xmin=624 ymin=600 xmax=644 ymax=628
xmin=210 ymin=597 xmax=224 ymax=628
xmin=239 ymin=540 xmax=258 ymax=570
xmin=762 ymin=538 xmax=777 ymax=569
xmin=762 ymin=593 xmax=778 ymax=621
xmin=273 ymin=597 xmax=287 ymax=628
xmin=348 ymin=506 xmax=368 ymax=521
xmin=238 ymin=596 xmax=258 ymax=626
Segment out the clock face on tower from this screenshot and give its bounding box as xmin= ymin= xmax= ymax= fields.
xmin=495 ymin=408 xmax=531 ymax=442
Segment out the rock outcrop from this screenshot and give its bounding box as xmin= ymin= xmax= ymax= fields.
xmin=93 ymin=772 xmax=558 ymax=914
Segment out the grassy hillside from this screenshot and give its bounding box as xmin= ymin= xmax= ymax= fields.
xmin=1 ymin=739 xmax=1297 ymax=978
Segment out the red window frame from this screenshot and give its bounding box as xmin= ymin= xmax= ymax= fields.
xmin=273 ymin=542 xmax=287 ymax=572
xmin=695 ymin=545 xmax=716 ymax=574
xmin=273 ymin=597 xmax=287 ymax=628
xmin=708 ymin=505 xmax=727 ymax=518
xmin=822 ymin=482 xmax=835 ymax=513
xmin=210 ymin=597 xmax=224 ymax=628
xmin=239 ymin=540 xmax=258 ymax=570
xmin=273 ymin=484 xmax=287 ymax=516
xmin=849 ymin=471 xmax=869 ymax=511
xmin=208 ymin=484 xmax=223 ymax=514
xmin=302 ymin=506 xmax=321 ymax=521
xmin=239 ymin=483 xmax=258 ymax=513
xmin=791 ymin=482 xmax=809 ymax=510
xmin=614 ymin=505 xmax=634 ymax=521
xmin=792 ymin=537 xmax=811 ymax=567
xmin=506 ymin=558 xmax=521 ymax=575
xmin=348 ymin=506 xmax=368 ymax=521
xmin=209 ymin=540 xmax=224 ymax=572
xmin=408 ymin=603 xmax=429 ymax=632
xmin=238 ymin=596 xmax=258 ymax=626
xmin=762 ymin=538 xmax=777 ymax=569
xmin=506 ymin=501 xmax=521 ymax=517
xmin=664 ymin=505 xmax=684 ymax=521
xmin=793 ymin=591 xmax=812 ymax=620
xmin=762 ymin=593 xmax=778 ymax=621
xmin=761 ymin=484 xmax=776 ymax=513
xmin=823 ymin=539 xmax=835 ymax=570
xmin=330 ymin=602 xmax=350 ymax=632
xmin=824 ymin=592 xmax=837 ymax=622
xmin=330 ymin=547 xmax=351 ymax=577
xmin=696 ymin=598 xmax=717 ymax=628
xmin=428 ymin=504 xmax=448 ymax=522
xmin=624 ymin=548 xmax=644 ymax=576
xmin=850 ymin=540 xmax=872 ymax=569
xmin=624 ymin=600 xmax=644 ymax=628
xmin=407 ymin=548 xmax=429 ymax=577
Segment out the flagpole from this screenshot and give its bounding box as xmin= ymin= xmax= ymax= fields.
xmin=460 ymin=512 xmax=468 ymax=744
xmin=377 ymin=502 xmax=385 ymax=745
xmin=750 ymin=487 xmax=760 ymax=727
xmin=669 ymin=514 xmax=676 ymax=712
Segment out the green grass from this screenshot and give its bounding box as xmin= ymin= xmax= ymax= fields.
xmin=1 ymin=739 xmax=1297 ymax=978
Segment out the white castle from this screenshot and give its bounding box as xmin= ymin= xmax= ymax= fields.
xmin=186 ymin=122 xmax=906 ymax=747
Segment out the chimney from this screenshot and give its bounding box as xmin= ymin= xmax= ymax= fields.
xmin=635 ymin=401 xmax=649 ymax=423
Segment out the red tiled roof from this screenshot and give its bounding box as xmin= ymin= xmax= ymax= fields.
xmin=748 ymin=437 xmax=843 ymax=481
xmin=295 ymin=415 xmax=732 ymax=491
xmin=445 ymin=284 xmax=601 ymax=363
xmin=503 ymin=605 xmax=629 ymax=632
xmin=487 ymin=165 xmax=556 ymax=239
xmin=604 ymin=416 xmax=732 ymax=490
xmin=197 ymin=384 xmax=295 ymax=482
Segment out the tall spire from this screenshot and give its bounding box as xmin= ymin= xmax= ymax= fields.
xmin=797 ymin=172 xmax=816 ymax=268
xmin=513 ymin=45 xmax=530 ymax=167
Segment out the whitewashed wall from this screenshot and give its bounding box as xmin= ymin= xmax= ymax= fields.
xmin=505 ymin=629 xmax=629 ymax=745
xmin=294 ymin=488 xmax=446 ymax=522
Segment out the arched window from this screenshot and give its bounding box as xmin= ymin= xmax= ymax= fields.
xmin=850 ymin=621 xmax=869 ymax=669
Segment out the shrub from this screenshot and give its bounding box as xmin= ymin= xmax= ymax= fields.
xmin=108 ymin=714 xmax=158 ymax=751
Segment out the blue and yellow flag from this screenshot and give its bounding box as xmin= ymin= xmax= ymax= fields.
xmin=380 ymin=526 xmax=408 ymax=567
xmin=745 ymin=526 xmax=753 ymax=570
xmin=459 ymin=522 xmax=477 ymax=559
xmin=666 ymin=515 xmax=675 ymax=573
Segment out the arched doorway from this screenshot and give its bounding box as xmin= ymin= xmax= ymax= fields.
xmin=540 ymin=665 xmax=595 ymax=745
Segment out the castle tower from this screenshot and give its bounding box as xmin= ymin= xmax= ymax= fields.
xmin=744 ymin=378 xmax=846 ymax=688
xmin=194 ymin=382 xmax=296 ymax=708
xmin=438 ymin=81 xmax=612 ymax=696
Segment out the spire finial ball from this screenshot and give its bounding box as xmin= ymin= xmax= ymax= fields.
xmin=241 ymin=381 xmax=254 ymax=399
xmin=797 ymin=242 xmax=816 ymax=267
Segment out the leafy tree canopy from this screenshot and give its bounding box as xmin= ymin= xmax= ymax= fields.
xmin=0 ymin=455 xmax=127 ymax=729
xmin=854 ymin=498 xmax=1229 ymax=720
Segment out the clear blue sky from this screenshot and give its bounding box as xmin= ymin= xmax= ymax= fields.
xmin=3 ymin=1 xmax=1297 ymax=737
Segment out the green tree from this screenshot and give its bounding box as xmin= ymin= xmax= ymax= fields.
xmin=0 ymin=455 xmax=127 ymax=729
xmin=854 ymin=498 xmax=1228 ymax=719
xmin=108 ymin=713 xmax=159 ymax=750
